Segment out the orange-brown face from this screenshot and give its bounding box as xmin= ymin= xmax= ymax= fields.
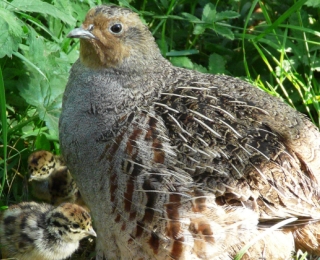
xmin=72 ymin=6 xmax=146 ymax=69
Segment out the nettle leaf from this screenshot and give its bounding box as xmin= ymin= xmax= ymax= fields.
xmin=193 ymin=63 xmax=208 ymax=73
xmin=305 ymin=0 xmax=320 ymax=8
xmin=19 ymin=73 xmax=66 ymax=138
xmin=9 ymin=0 xmax=75 ymax=26
xmin=209 ymin=53 xmax=226 ymax=74
xmin=52 ymin=0 xmax=76 ymax=22
xmin=202 ymin=3 xmax=216 ymax=24
xmin=181 ymin=12 xmax=201 ymax=23
xmin=193 ymin=24 xmax=207 ymax=35
xmin=0 ymin=7 xmax=24 ymax=58
xmin=17 ymin=28 xmax=70 ymax=138
xmin=212 ymin=24 xmax=234 ymax=40
xmin=216 ymin=11 xmax=240 ymax=21
xmin=170 ymin=57 xmax=194 ymax=69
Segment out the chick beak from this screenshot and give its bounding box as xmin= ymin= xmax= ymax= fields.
xmin=28 ymin=175 xmax=34 ymax=182
xmin=86 ymin=227 xmax=97 ymax=237
xmin=67 ymin=27 xmax=96 ymax=40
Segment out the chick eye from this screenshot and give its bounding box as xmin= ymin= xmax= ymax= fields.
xmin=110 ymin=24 xmax=122 ymax=34
xmin=71 ymin=223 xmax=80 ymax=229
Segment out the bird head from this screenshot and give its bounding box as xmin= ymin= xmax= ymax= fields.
xmin=46 ymin=203 xmax=96 ymax=242
xmin=67 ymin=5 xmax=163 ymax=71
xmin=28 ymin=151 xmax=62 ymax=181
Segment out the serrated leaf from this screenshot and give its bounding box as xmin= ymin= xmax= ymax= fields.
xmin=202 ymin=3 xmax=216 ymax=24
xmin=9 ymin=0 xmax=75 ymax=26
xmin=305 ymin=0 xmax=320 ymax=7
xmin=19 ymin=75 xmax=66 ymax=137
xmin=216 ymin=11 xmax=240 ymax=21
xmin=193 ymin=63 xmax=208 ymax=73
xmin=52 ymin=0 xmax=76 ymax=22
xmin=170 ymin=57 xmax=194 ymax=69
xmin=17 ymin=33 xmax=70 ymax=137
xmin=193 ymin=24 xmax=207 ymax=35
xmin=181 ymin=12 xmax=201 ymax=23
xmin=209 ymin=53 xmax=226 ymax=74
xmin=212 ymin=24 xmax=234 ymax=40
xmin=0 ymin=7 xmax=23 ymax=58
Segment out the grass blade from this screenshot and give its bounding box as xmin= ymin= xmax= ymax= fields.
xmin=0 ymin=66 xmax=7 ymax=197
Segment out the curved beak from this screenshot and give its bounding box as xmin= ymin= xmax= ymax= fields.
xmin=67 ymin=27 xmax=96 ymax=40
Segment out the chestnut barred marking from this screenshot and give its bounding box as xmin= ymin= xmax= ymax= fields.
xmin=166 ymin=193 xmax=184 ymax=259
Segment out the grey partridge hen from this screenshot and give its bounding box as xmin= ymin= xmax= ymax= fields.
xmin=0 ymin=202 xmax=96 ymax=260
xmin=59 ymin=5 xmax=320 ymax=260
xmin=28 ymin=150 xmax=85 ymax=207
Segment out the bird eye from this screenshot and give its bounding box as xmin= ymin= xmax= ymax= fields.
xmin=71 ymin=223 xmax=80 ymax=229
xmin=110 ymin=24 xmax=122 ymax=34
xmin=88 ymin=24 xmax=94 ymax=31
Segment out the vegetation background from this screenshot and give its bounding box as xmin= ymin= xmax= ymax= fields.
xmin=0 ymin=0 xmax=319 ymax=258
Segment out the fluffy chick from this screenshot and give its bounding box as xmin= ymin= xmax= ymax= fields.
xmin=28 ymin=151 xmax=85 ymax=207
xmin=0 ymin=202 xmax=96 ymax=260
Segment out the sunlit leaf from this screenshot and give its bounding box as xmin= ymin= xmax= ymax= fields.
xmin=0 ymin=7 xmax=23 ymax=58
xmin=9 ymin=0 xmax=75 ymax=25
xmin=170 ymin=56 xmax=193 ymax=69
xmin=202 ymin=3 xmax=216 ymax=24
xmin=216 ymin=11 xmax=240 ymax=21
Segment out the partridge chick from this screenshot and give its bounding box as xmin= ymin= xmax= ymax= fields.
xmin=60 ymin=5 xmax=320 ymax=259
xmin=28 ymin=151 xmax=85 ymax=207
xmin=0 ymin=202 xmax=96 ymax=260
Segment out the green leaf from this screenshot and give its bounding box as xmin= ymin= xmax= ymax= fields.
xmin=305 ymin=0 xmax=320 ymax=7
xmin=275 ymin=60 xmax=292 ymax=76
xmin=181 ymin=12 xmax=201 ymax=23
xmin=166 ymin=49 xmax=199 ymax=57
xmin=311 ymin=57 xmax=320 ymax=72
xmin=170 ymin=57 xmax=194 ymax=69
xmin=0 ymin=64 xmax=7 ymax=197
xmin=202 ymin=3 xmax=216 ymax=24
xmin=35 ymin=134 xmax=51 ymax=151
xmin=18 ymin=75 xmax=65 ymax=138
xmin=212 ymin=24 xmax=234 ymax=40
xmin=160 ymin=0 xmax=168 ymax=9
xmin=52 ymin=0 xmax=77 ymax=24
xmin=193 ymin=63 xmax=208 ymax=73
xmin=209 ymin=54 xmax=226 ymax=74
xmin=17 ymin=31 xmax=70 ymax=137
xmin=216 ymin=11 xmax=240 ymax=21
xmin=156 ymin=39 xmax=168 ymax=57
xmin=0 ymin=7 xmax=24 ymax=58
xmin=9 ymin=0 xmax=75 ymax=26
xmin=193 ymin=24 xmax=207 ymax=35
